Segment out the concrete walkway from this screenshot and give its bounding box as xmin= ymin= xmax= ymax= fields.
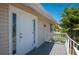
xmin=26 ymin=42 xmax=54 ymax=55
xmin=49 ymin=42 xmax=67 ymax=55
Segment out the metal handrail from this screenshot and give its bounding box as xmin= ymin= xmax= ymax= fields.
xmin=53 ymin=32 xmax=79 ymax=45
xmin=53 ymin=32 xmax=79 ymax=55
xmin=65 ymin=33 xmax=79 ymax=46
xmin=65 ymin=33 xmax=79 ymax=55
xmin=74 ymin=47 xmax=79 ymax=55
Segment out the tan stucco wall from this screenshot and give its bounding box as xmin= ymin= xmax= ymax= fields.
xmin=0 ymin=3 xmax=54 ymax=54
xmin=0 ymin=4 xmax=9 ymax=55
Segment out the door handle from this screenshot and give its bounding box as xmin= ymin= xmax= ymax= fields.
xmin=19 ymin=33 xmax=23 ymax=38
xmin=32 ymin=32 xmax=34 ymax=34
xmin=20 ymin=33 xmax=22 ymax=35
xmin=19 ymin=36 xmax=23 ymax=38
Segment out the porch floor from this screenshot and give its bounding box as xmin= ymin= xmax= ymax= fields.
xmin=26 ymin=41 xmax=67 ymax=55
xmin=50 ymin=42 xmax=67 ymax=55
xmin=26 ymin=42 xmax=54 ymax=55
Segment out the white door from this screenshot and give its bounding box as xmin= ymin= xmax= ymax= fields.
xmin=43 ymin=24 xmax=48 ymax=41
xmin=10 ymin=6 xmax=37 ymax=55
xmin=17 ymin=10 xmax=36 ymax=54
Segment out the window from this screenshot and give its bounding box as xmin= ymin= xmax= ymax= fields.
xmin=50 ymin=24 xmax=53 ymax=32
xmin=12 ymin=13 xmax=16 ymax=54
xmin=33 ymin=19 xmax=35 ymax=44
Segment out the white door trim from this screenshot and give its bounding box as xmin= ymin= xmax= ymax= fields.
xmin=9 ymin=5 xmax=19 ymax=55
xmin=9 ymin=5 xmax=38 ymax=55
xmin=9 ymin=5 xmax=12 ymax=55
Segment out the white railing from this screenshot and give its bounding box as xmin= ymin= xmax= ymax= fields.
xmin=53 ymin=32 xmax=79 ymax=55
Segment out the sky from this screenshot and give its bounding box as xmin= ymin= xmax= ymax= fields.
xmin=41 ymin=3 xmax=79 ymax=22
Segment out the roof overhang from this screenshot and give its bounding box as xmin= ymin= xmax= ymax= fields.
xmin=23 ymin=3 xmax=57 ymax=24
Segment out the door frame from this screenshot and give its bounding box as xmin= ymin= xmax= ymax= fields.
xmin=9 ymin=5 xmax=38 ymax=55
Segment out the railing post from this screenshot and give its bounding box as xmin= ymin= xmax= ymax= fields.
xmin=69 ymin=38 xmax=71 ymax=54
xmin=73 ymin=41 xmax=75 ymax=55
xmin=67 ymin=38 xmax=69 ymax=55
xmin=65 ymin=33 xmax=70 ymax=55
xmin=76 ymin=45 xmax=78 ymax=51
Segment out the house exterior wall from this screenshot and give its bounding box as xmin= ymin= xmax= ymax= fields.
xmin=10 ymin=4 xmax=54 ymax=47
xmin=0 ymin=3 xmax=54 ymax=54
xmin=0 ymin=4 xmax=9 ymax=55
xmin=37 ymin=15 xmax=53 ymax=46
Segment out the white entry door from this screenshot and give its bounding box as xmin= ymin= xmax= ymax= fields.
xmin=10 ymin=6 xmax=37 ymax=55
xmin=17 ymin=10 xmax=36 ymax=54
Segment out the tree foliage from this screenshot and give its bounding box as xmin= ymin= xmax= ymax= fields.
xmin=60 ymin=7 xmax=79 ymax=43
